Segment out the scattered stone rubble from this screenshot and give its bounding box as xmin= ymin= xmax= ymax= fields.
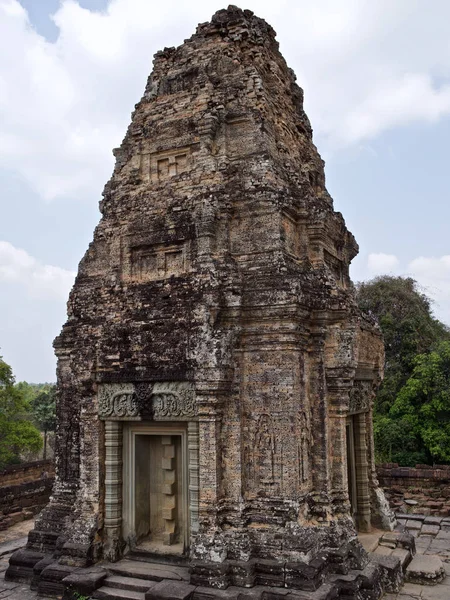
xmin=377 ymin=464 xmax=450 ymax=517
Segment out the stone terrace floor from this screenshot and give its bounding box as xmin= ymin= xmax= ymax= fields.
xmin=2 ymin=515 xmax=450 ymax=599
xmin=0 ymin=519 xmax=39 ymax=599
xmin=377 ymin=514 xmax=450 ymax=599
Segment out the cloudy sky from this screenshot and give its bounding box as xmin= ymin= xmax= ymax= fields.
xmin=1 ymin=0 xmax=449 ymax=382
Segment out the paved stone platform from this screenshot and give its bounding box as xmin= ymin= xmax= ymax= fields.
xmin=0 ymin=546 xmax=41 ymax=599
xmin=3 ymin=514 xmax=450 ymax=599
xmin=381 ymin=514 xmax=450 ymax=599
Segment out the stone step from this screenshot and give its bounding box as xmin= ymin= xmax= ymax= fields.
xmin=107 ymin=559 xmax=190 ymax=582
xmin=128 ymin=549 xmax=189 ymax=566
xmin=192 ymin=582 xmax=340 ymax=600
xmin=145 ymin=580 xmax=196 ymax=599
xmin=104 ymin=575 xmax=157 ymax=593
xmin=405 ymin=554 xmax=445 ymax=585
xmin=392 ymin=547 xmax=412 ymax=571
xmin=93 ymin=586 xmax=145 ymax=600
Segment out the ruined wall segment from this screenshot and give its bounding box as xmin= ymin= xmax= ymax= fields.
xmin=7 ymin=6 xmax=392 ymax=593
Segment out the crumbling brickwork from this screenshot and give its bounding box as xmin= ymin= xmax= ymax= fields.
xmin=378 ymin=464 xmax=450 ymax=517
xmin=7 ymin=6 xmax=393 ymax=595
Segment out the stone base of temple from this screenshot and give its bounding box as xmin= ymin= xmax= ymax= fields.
xmin=6 ymin=535 xmax=412 ymax=599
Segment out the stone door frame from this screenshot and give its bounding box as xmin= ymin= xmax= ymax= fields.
xmin=346 ymin=416 xmax=358 ymax=518
xmin=122 ymin=422 xmax=189 ymax=551
xmin=99 ymin=380 xmax=200 ymax=560
xmin=103 ymin=418 xmax=199 ymax=559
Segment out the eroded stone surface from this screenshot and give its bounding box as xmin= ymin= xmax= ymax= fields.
xmin=6 ymin=4 xmax=392 ymax=596
xmin=405 ymin=555 xmax=445 ymax=586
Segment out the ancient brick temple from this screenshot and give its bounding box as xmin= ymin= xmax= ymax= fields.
xmin=7 ymin=6 xmax=394 ymax=598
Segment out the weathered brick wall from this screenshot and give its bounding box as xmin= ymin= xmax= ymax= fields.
xmin=0 ymin=460 xmax=55 ymax=530
xmin=0 ymin=460 xmax=54 ymax=487
xmin=377 ymin=463 xmax=450 ymax=517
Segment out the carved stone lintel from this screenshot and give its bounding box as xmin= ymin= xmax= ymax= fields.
xmin=98 ymin=383 xmax=138 ymax=419
xmin=152 ymin=381 xmax=196 ymax=418
xmin=98 ymin=381 xmax=196 ymax=420
xmin=348 ymin=380 xmax=373 ymax=415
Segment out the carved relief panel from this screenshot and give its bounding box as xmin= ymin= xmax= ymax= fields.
xmin=324 ymin=249 xmax=345 ymax=286
xmin=296 ymin=409 xmax=312 ymax=485
xmin=281 ymin=213 xmax=302 ymax=258
xmin=98 ymin=382 xmax=196 ymax=421
xmin=244 ymin=412 xmax=281 ymax=497
xmin=129 ymin=241 xmax=188 ymax=281
xmin=226 ymin=117 xmax=257 ymax=159
xmin=348 ymin=380 xmax=373 ymax=415
xmin=140 ymin=146 xmax=192 ymax=183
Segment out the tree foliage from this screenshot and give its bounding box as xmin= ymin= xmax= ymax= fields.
xmin=357 ymin=276 xmax=450 ymax=466
xmin=30 ymin=387 xmax=56 ymax=460
xmin=390 ymin=341 xmax=450 ymax=463
xmin=0 ymin=355 xmax=42 ymax=469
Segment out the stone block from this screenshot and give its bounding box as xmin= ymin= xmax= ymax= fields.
xmin=103 ymin=575 xmax=157 ymax=593
xmin=5 ymin=548 xmax=45 ymax=583
xmin=392 ymin=547 xmax=411 ymax=570
xmin=63 ymin=568 xmax=108 ymax=596
xmin=369 ymin=553 xmax=403 ymax=593
xmin=93 ymin=588 xmax=144 ymax=600
xmin=405 ymin=554 xmax=445 ymax=585
xmin=38 ymin=562 xmax=77 ymax=597
xmin=374 ymin=545 xmax=392 ymax=556
xmin=397 ymin=513 xmax=425 ymax=521
xmin=422 ymin=525 xmax=440 ymax=536
xmin=285 ymin=559 xmax=325 ymax=591
xmin=228 ymin=560 xmax=256 ymax=587
xmin=31 ymin=556 xmax=54 ymax=590
xmin=406 ymin=520 xmax=423 ymax=530
xmin=190 ymin=561 xmax=230 ymax=589
xmin=327 ymin=572 xmax=361 ymax=597
xmin=145 ymin=580 xmax=196 ymax=599
xmin=421 ymin=586 xmax=450 ymax=600
xmin=393 ymin=531 xmax=416 ymax=554
xmin=254 ymin=560 xmax=285 ymax=588
xmin=326 ymin=545 xmax=350 ymax=575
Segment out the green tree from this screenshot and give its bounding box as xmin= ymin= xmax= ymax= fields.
xmin=357 ymin=276 xmax=450 ymax=465
xmin=0 ymin=355 xmax=42 ymax=468
xmin=358 ymin=276 xmax=449 ymax=414
xmin=390 ymin=341 xmax=450 ymax=463
xmin=373 ymin=415 xmax=427 ymax=466
xmin=31 ymin=387 xmax=56 ymax=460
xmin=15 ymin=381 xmax=53 ymax=405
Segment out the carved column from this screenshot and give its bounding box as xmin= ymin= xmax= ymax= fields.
xmin=188 ymin=421 xmax=200 ymax=534
xmin=104 ymin=420 xmax=123 ymax=560
xmin=161 ymin=436 xmax=177 ymax=545
xmin=354 ymin=412 xmax=371 ymax=532
xmin=195 ymin=383 xmax=223 ymax=536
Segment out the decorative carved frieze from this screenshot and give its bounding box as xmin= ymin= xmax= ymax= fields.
xmin=98 ymin=381 xmax=196 ymax=420
xmin=152 ymin=382 xmax=197 ymax=418
xmin=130 ymin=242 xmax=187 ymax=281
xmin=348 ymin=380 xmax=373 ymax=415
xmin=98 ymin=383 xmax=139 ymax=419
xmin=139 ymin=146 xmax=192 ymax=183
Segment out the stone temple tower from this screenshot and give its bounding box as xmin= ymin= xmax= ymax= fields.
xmin=8 ymin=6 xmax=394 ymax=597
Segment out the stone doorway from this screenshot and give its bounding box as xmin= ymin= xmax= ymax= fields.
xmin=346 ymin=412 xmax=371 ymax=533
xmin=123 ymin=424 xmax=189 ymax=556
xmin=346 ymin=416 xmax=358 ymax=519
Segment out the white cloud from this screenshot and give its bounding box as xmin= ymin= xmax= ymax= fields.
xmin=367 ymin=253 xmax=400 ymax=275
xmin=408 ymin=256 xmax=450 ymax=326
xmin=0 ymin=241 xmax=75 ymax=299
xmin=357 ymin=253 xmax=450 ymax=327
xmin=0 ymin=0 xmax=450 ymax=202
